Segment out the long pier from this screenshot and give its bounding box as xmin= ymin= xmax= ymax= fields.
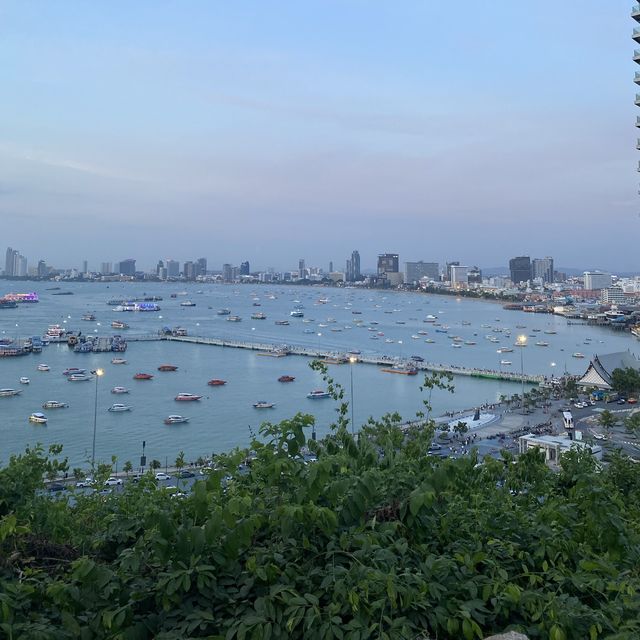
xmin=127 ymin=333 xmax=543 ymax=384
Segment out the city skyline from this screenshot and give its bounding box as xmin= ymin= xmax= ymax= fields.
xmin=1 ymin=2 xmax=638 ymax=269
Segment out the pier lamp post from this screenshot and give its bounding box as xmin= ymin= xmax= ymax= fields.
xmin=517 ymin=335 xmax=527 ymax=414
xmin=91 ymin=368 xmax=104 ymax=474
xmin=348 ymin=356 xmax=357 ymax=434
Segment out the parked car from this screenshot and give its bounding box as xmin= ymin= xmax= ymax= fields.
xmin=48 ymin=483 xmax=66 ymax=492
xmin=176 ymin=470 xmax=195 ymax=479
xmin=75 ymin=477 xmax=94 ymax=488
xmin=155 ymin=472 xmax=171 ymax=481
xmin=104 ymin=477 xmax=123 ymax=486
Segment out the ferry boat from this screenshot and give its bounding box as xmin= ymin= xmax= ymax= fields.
xmin=158 ymin=364 xmax=178 ymax=372
xmin=0 ymin=388 xmax=22 ymax=397
xmin=111 ymin=386 xmax=130 ymax=394
xmin=81 ymin=313 xmax=96 ymax=321
xmin=42 ymin=400 xmax=68 ymax=409
xmin=111 ymin=320 xmax=129 ymax=330
xmin=133 ymin=373 xmax=154 ymax=380
xmin=175 ymin=393 xmax=202 ymax=401
xmin=111 ymin=357 xmax=127 ymax=365
xmin=251 ymin=312 xmax=267 ymax=320
xmin=217 ymin=308 xmax=231 ymax=315
xmin=380 ymin=365 xmax=418 ymax=375
xmin=253 ymin=401 xmax=275 ymax=409
xmin=207 ymin=379 xmax=227 ymax=386
xmin=19 ymin=377 xmax=30 ymax=384
xmin=37 ymin=363 xmax=50 ymax=371
xmin=108 ymin=403 xmax=132 ymax=412
xmin=29 ymin=412 xmax=47 ymax=424
xmin=306 ymin=390 xmax=331 ymax=399
xmin=278 ymin=375 xmax=295 ymax=382
xmin=164 ymin=415 xmax=190 ymax=424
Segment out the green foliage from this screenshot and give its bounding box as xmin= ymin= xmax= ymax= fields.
xmin=599 ymin=410 xmax=616 ymax=431
xmin=610 ymin=367 xmax=640 ymax=396
xmin=2 ymin=408 xmax=640 ymax=639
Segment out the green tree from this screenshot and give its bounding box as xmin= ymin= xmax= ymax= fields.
xmin=611 ymin=367 xmax=640 ymax=396
xmin=123 ymin=460 xmax=133 ymax=476
xmin=175 ymin=450 xmax=185 ymax=471
xmin=624 ymin=411 xmax=640 ymax=436
xmin=150 ymin=459 xmax=161 ymax=470
xmin=598 ymin=409 xmax=616 ymax=431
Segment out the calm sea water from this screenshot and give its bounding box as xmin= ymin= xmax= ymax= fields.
xmin=0 ymin=282 xmax=636 ymax=467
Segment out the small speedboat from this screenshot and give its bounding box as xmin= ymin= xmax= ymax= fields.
xmin=111 ymin=357 xmax=127 ymax=365
xmin=42 ymin=400 xmax=68 ymax=409
xmin=0 ymin=388 xmax=22 ymax=397
xmin=253 ymin=401 xmax=275 ymax=409
xmin=68 ymin=374 xmax=90 ymax=382
xmin=307 ymin=390 xmax=330 ymax=399
xmin=572 ymin=353 xmax=585 ymax=359
xmin=111 ymin=386 xmax=129 ymax=394
xmin=158 ymin=364 xmax=178 ymax=372
xmin=164 ymin=415 xmax=190 ymax=424
xmin=19 ymin=377 xmax=30 ymax=384
xmin=108 ymin=404 xmax=132 ymax=412
xmin=133 ymin=373 xmax=154 ymax=380
xmin=500 ymin=360 xmax=512 ymax=365
xmin=29 ymin=412 xmax=47 ymax=424
xmin=37 ymin=364 xmax=50 ymax=372
xmin=207 ymin=379 xmax=227 ymax=386
xmin=175 ymin=393 xmax=202 ymax=401
xmin=63 ymin=368 xmax=86 ymax=376
xmin=278 ymin=375 xmax=295 ymax=382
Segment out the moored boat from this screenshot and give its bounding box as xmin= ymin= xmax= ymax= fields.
xmin=63 ymin=367 xmax=86 ymax=376
xmin=278 ymin=375 xmax=295 ymax=382
xmin=42 ymin=400 xmax=68 ymax=409
xmin=306 ymin=389 xmax=331 ymax=399
xmin=500 ymin=360 xmax=512 ymax=365
xmin=68 ymin=373 xmax=91 ymax=382
xmin=108 ymin=403 xmax=132 ymax=412
xmin=175 ymin=392 xmax=202 ymax=401
xmin=207 ymin=379 xmax=227 ymax=386
xmin=19 ymin=377 xmax=30 ymax=384
xmin=0 ymin=388 xmax=22 ymax=397
xmin=251 ymin=312 xmax=267 ymax=320
xmin=111 ymin=357 xmax=127 ymax=365
xmin=133 ymin=373 xmax=154 ymax=380
xmin=164 ymin=415 xmax=190 ymax=424
xmin=158 ymin=364 xmax=178 ymax=372
xmin=572 ymin=352 xmax=585 ymax=359
xmin=111 ymin=386 xmax=130 ymax=394
xmin=380 ymin=365 xmax=418 ymax=375
xmin=29 ymin=412 xmax=47 ymax=424
xmin=111 ymin=320 xmax=130 ymax=330
xmin=37 ymin=363 xmax=50 ymax=371
xmin=253 ymin=401 xmax=275 ymax=408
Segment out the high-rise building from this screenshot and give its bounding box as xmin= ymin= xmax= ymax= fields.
xmin=509 ymin=256 xmax=531 ymax=284
xmin=222 ymin=263 xmax=233 ymax=282
xmin=156 ymin=260 xmax=164 ymax=277
xmin=166 ymin=260 xmax=179 ymax=278
xmin=405 ymin=261 xmax=439 ymax=284
xmin=101 ymin=262 xmax=112 ymax=275
xmin=183 ymin=261 xmax=195 ymax=280
xmin=532 ymin=257 xmax=554 ymax=283
xmin=4 ymin=247 xmax=19 ymax=276
xmin=298 ymin=258 xmax=306 ymax=279
xmin=118 ymin=259 xmax=136 ymax=276
xmin=195 ymin=258 xmax=207 ymax=278
xmin=240 ymin=261 xmax=250 ymax=276
xmin=37 ymin=260 xmax=48 ymax=277
xmin=467 ymin=266 xmax=482 ymax=284
xmin=450 ymin=265 xmax=469 ymax=287
xmin=584 ymin=271 xmax=612 ymax=290
xmin=82 ymin=260 xmax=88 ymax=274
xmin=328 ymin=261 xmax=333 ymax=273
xmin=445 ymin=261 xmax=460 ymax=282
xmin=377 ymin=253 xmax=399 ymax=275
xmin=346 ymin=250 xmax=361 ymax=282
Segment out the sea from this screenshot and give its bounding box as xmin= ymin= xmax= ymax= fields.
xmin=0 ymin=282 xmax=636 ymax=468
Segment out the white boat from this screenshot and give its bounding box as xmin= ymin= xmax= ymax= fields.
xmin=111 ymin=357 xmax=127 ymax=365
xmin=19 ymin=377 xmax=30 ymax=384
xmin=500 ymin=360 xmax=512 ymax=365
xmin=290 ymin=310 xmax=304 ymax=317
xmin=307 ymin=390 xmax=331 ymax=399
xmin=37 ymin=364 xmax=50 ymax=372
xmin=572 ymin=353 xmax=585 ymax=359
xmin=0 ymin=388 xmax=22 ymax=397
xmin=68 ymin=374 xmax=90 ymax=382
xmin=111 ymin=386 xmax=130 ymax=394
xmin=29 ymin=412 xmax=47 ymax=424
xmin=164 ymin=415 xmax=190 ymax=424
xmin=42 ymin=400 xmax=68 ymax=409
xmin=108 ymin=404 xmax=132 ymax=412
xmin=253 ymin=401 xmax=275 ymax=409
xmin=180 ymin=300 xmax=196 ymax=307
xmin=175 ymin=392 xmax=202 ymax=401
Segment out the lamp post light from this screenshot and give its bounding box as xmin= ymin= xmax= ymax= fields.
xmin=517 ymin=335 xmax=527 ymax=414
xmin=348 ymin=356 xmax=357 ymax=434
xmin=91 ymin=368 xmax=104 ymax=473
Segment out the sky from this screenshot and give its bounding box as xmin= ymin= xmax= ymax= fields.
xmin=0 ymin=1 xmax=638 ymax=272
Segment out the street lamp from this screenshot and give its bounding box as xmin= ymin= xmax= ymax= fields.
xmin=91 ymin=368 xmax=104 ymax=473
xmin=348 ymin=356 xmax=357 ymax=434
xmin=517 ymin=335 xmax=527 ymax=414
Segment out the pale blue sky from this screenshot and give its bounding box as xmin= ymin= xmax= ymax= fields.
xmin=1 ymin=1 xmax=637 ymax=271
